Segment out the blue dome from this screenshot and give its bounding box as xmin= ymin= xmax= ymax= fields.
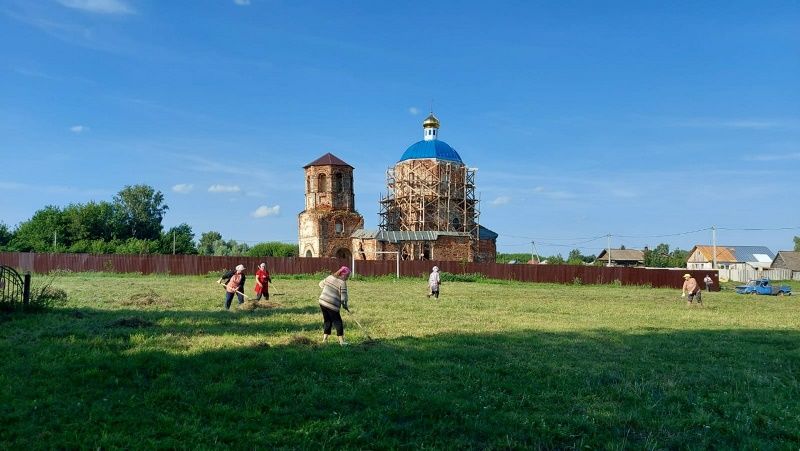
xmin=399 ymin=140 xmax=463 ymax=163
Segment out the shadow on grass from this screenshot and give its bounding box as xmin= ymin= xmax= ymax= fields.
xmin=1 ymin=312 xmax=799 ymax=449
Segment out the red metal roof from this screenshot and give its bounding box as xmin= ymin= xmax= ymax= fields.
xmin=303 ymin=152 xmax=353 ymax=168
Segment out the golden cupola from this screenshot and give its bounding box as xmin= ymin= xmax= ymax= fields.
xmin=422 ymin=113 xmax=440 ymax=129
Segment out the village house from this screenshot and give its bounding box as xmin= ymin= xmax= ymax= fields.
xmin=595 ymin=249 xmax=645 ymax=267
xmin=686 ymin=245 xmax=775 ymax=271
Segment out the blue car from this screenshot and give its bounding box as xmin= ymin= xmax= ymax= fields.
xmin=735 ymin=278 xmax=792 ymax=296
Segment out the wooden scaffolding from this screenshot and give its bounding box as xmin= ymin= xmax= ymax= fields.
xmin=379 ymin=159 xmax=480 ymax=248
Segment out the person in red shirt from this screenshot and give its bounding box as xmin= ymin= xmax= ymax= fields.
xmin=254 ymin=262 xmax=272 ymax=301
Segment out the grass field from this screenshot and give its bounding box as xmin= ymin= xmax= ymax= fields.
xmin=2 ymin=273 xmax=799 ymax=449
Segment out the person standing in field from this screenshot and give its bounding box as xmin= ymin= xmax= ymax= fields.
xmin=703 ymin=274 xmax=713 ymax=292
xmin=682 ymin=273 xmax=702 ymax=306
xmin=254 ymin=262 xmax=272 ymax=301
xmin=427 ymin=266 xmax=441 ymax=299
xmin=319 ymin=266 xmax=350 ymax=346
xmin=217 ymin=264 xmax=247 ymax=310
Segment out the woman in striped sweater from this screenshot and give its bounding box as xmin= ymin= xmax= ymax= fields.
xmin=318 ymin=266 xmax=350 ymax=346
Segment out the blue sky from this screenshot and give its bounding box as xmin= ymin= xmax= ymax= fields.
xmin=1 ymin=0 xmax=798 ymax=257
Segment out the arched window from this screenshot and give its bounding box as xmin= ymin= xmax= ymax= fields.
xmin=335 ymin=172 xmax=343 ymax=192
xmin=306 ymin=176 xmax=310 ymax=192
xmin=452 ymin=216 xmax=461 ymax=231
xmin=335 ymin=221 xmax=344 ymax=234
xmin=305 ymin=249 xmax=313 ymax=257
xmin=317 ymin=173 xmax=327 ymax=192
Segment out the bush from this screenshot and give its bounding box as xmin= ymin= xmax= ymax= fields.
xmin=440 ymin=272 xmax=484 ymax=283
xmin=26 ymin=271 xmax=69 ymax=312
xmin=247 ymin=242 xmax=299 ymax=257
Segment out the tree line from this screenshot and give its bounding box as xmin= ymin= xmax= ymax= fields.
xmin=497 ymin=244 xmax=694 ymax=268
xmin=0 ymin=184 xmax=298 ymax=257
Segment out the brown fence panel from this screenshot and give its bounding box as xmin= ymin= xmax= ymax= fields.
xmin=0 ymin=252 xmax=719 ymax=290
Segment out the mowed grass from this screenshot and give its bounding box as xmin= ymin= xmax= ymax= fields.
xmin=1 ymin=273 xmax=799 ymax=449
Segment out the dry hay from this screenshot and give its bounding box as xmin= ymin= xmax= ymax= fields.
xmin=120 ymin=289 xmax=173 ymax=308
xmin=238 ymin=301 xmax=257 ymax=311
xmin=110 ymin=317 xmax=154 ymax=328
xmin=256 ymin=300 xmax=282 ymax=309
xmin=288 ymin=335 xmax=315 ymax=346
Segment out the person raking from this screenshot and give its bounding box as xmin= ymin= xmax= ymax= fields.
xmin=681 ymin=273 xmax=702 ymax=306
xmin=254 ymin=262 xmax=272 ymax=301
xmin=217 ymin=264 xmax=247 ymax=310
xmin=318 ymin=266 xmax=350 ymax=346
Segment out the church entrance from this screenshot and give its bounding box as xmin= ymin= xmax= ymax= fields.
xmin=335 ymin=248 xmax=351 ymax=260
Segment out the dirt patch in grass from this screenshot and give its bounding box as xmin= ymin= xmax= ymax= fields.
xmin=109 ymin=317 xmax=154 ymax=328
xmin=120 ymin=289 xmax=174 ymax=308
xmin=256 ymin=300 xmax=282 ymax=309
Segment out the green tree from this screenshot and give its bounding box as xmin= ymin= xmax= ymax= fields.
xmin=9 ymin=206 xmax=68 ymax=252
xmin=247 ymin=242 xmax=299 ymax=257
xmin=644 ymin=243 xmax=672 ymax=268
xmin=212 ymin=239 xmax=250 ymax=256
xmin=495 ymin=253 xmax=531 ymax=264
xmin=0 ymin=222 xmax=12 ymax=250
xmin=113 ymin=185 xmax=168 ymax=240
xmin=62 ymin=201 xmax=118 ymax=242
xmin=547 ymin=254 xmax=565 ymax=265
xmin=794 ymin=236 xmax=800 ymax=252
xmin=198 ymin=231 xmax=223 ymax=255
xmin=159 ymin=224 xmax=198 ymax=254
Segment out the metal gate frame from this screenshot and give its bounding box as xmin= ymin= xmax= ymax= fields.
xmin=0 ymin=265 xmax=31 ymax=311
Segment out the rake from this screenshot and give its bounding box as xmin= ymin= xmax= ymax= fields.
xmin=344 ymin=308 xmax=374 ymax=342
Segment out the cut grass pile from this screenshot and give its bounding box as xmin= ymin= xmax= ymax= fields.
xmin=1 ymin=272 xmax=799 ymax=448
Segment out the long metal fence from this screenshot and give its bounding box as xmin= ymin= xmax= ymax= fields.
xmin=0 ymin=252 xmax=719 ymax=290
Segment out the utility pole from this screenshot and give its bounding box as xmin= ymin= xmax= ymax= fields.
xmin=172 ymin=231 xmax=176 ymax=255
xmin=712 ymin=225 xmax=717 ymax=269
xmin=532 ymin=241 xmax=541 ymax=264
xmin=531 ymin=241 xmax=535 ymax=263
xmin=53 ymin=231 xmax=57 ymax=251
xmin=607 ymin=234 xmax=612 ymax=267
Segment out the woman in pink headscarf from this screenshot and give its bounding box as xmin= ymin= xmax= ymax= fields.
xmin=318 ymin=266 xmax=350 ymax=346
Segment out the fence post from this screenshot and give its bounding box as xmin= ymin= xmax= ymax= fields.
xmin=23 ymin=271 xmax=31 ymax=307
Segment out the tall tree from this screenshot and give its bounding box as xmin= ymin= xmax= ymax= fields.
xmin=113 ymin=185 xmax=168 ymax=240
xmin=62 ymin=201 xmax=118 ymax=242
xmin=159 ymin=224 xmax=198 ymax=254
xmin=795 ymin=236 xmax=800 ymax=252
xmin=198 ymin=231 xmax=223 ymax=255
xmin=9 ymin=206 xmax=67 ymax=252
xmin=0 ymin=222 xmax=12 ymax=250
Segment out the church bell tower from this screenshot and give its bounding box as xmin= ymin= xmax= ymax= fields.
xmin=298 ymin=153 xmax=363 ymax=259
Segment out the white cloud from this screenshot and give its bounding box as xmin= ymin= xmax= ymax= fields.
xmin=252 ymin=205 xmax=280 ymax=218
xmin=234 ymin=0 xmax=251 ymax=4
xmin=172 ymin=184 xmax=194 ymax=194
xmin=491 ymin=196 xmax=511 ymax=206
xmin=208 ymin=184 xmax=241 ymax=193
xmin=408 ymin=107 xmax=420 ymax=115
xmin=56 ymin=0 xmax=134 ymax=14
xmin=70 ymin=125 xmax=88 ymax=133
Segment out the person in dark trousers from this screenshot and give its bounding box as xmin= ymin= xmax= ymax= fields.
xmin=682 ymin=273 xmax=702 ymax=306
xmin=254 ymin=262 xmax=272 ymax=301
xmin=318 ymin=266 xmax=350 ymax=346
xmin=217 ymin=264 xmax=246 ymax=310
xmin=703 ymin=274 xmax=713 ymax=292
xmin=427 ymin=266 xmax=441 ymax=299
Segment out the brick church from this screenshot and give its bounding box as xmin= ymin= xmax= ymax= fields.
xmin=298 ymin=114 xmax=497 ymax=262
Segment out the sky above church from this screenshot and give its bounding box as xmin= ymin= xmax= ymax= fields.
xmin=1 ymin=0 xmax=798 ymax=257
